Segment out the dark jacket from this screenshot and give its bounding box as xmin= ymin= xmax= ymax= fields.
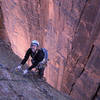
xmin=21 ymin=48 xmax=44 ymax=67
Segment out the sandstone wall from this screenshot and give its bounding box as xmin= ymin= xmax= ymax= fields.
xmin=0 ymin=0 xmax=100 ymax=100
xmin=61 ymin=0 xmax=100 ymax=100
xmin=0 ymin=1 xmax=9 ymax=43
xmin=45 ymin=0 xmax=88 ymax=90
xmin=1 ymin=0 xmax=45 ymax=58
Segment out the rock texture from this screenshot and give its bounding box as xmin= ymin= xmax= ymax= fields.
xmin=0 ymin=39 xmax=73 ymax=100
xmin=0 ymin=1 xmax=9 ymax=43
xmin=0 ymin=0 xmax=100 ymax=100
xmin=61 ymin=1 xmax=100 ymax=100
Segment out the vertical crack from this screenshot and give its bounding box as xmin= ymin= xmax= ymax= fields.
xmin=69 ymin=82 xmax=75 ymax=95
xmin=69 ymin=44 xmax=94 ymax=95
xmin=38 ymin=0 xmax=41 ymax=7
xmin=79 ymin=44 xmax=94 ymax=76
xmin=71 ymin=0 xmax=74 ymax=12
xmin=77 ymin=44 xmax=94 ymax=78
xmin=87 ymin=45 xmax=94 ymax=60
xmin=58 ymin=1 xmax=61 ymax=21
xmin=92 ymin=83 xmax=100 ymax=100
xmin=37 ymin=0 xmax=41 ymax=29
xmin=74 ymin=0 xmax=88 ymax=34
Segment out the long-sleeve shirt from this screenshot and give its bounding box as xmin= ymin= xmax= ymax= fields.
xmin=21 ymin=48 xmax=44 ymax=67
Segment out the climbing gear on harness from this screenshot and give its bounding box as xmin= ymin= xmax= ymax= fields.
xmin=35 ymin=48 xmax=48 ymax=70
xmin=41 ymin=48 xmax=48 ymax=64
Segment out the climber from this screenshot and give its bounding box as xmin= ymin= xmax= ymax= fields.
xmin=17 ymin=40 xmax=48 ymax=79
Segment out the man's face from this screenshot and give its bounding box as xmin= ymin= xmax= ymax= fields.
xmin=31 ymin=45 xmax=38 ymax=52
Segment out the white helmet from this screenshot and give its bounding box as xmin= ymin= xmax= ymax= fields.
xmin=31 ymin=40 xmax=39 ymax=47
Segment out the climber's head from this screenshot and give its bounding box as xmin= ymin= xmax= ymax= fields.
xmin=31 ymin=40 xmax=39 ymax=52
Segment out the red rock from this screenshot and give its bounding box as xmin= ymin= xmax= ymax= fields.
xmin=0 ymin=0 xmax=100 ymax=100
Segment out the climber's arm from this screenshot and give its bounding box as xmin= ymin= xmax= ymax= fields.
xmin=21 ymin=48 xmax=31 ymax=65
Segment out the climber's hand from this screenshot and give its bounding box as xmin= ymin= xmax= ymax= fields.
xmin=17 ymin=65 xmax=22 ymax=70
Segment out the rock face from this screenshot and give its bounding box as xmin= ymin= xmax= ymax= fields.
xmin=61 ymin=1 xmax=100 ymax=100
xmin=0 ymin=39 xmax=73 ymax=100
xmin=0 ymin=2 xmax=9 ymax=43
xmin=0 ymin=0 xmax=100 ymax=100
